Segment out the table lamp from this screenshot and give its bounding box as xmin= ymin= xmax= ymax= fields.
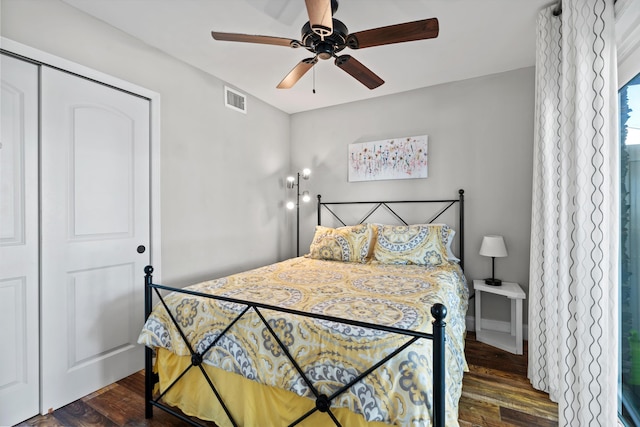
xmin=479 ymin=235 xmax=507 ymax=286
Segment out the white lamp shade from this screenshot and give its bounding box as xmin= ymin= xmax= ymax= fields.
xmin=479 ymin=235 xmax=508 ymax=257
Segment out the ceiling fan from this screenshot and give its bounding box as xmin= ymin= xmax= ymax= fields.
xmin=211 ymin=0 xmax=439 ymax=90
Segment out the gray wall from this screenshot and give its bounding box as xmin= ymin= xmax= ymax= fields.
xmin=290 ymin=68 xmax=535 ymax=324
xmin=1 ymin=0 xmax=291 ymax=285
xmin=2 ymin=0 xmax=536 ymax=325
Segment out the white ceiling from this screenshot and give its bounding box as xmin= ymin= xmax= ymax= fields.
xmin=62 ymin=0 xmax=552 ymax=114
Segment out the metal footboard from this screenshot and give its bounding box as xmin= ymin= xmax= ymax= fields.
xmin=143 ymin=265 xmax=448 ymax=427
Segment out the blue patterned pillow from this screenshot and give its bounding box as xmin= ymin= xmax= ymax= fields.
xmin=372 ymin=224 xmax=456 ymax=266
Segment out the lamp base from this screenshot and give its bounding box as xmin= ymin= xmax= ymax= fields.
xmin=484 ymin=278 xmax=502 ymax=286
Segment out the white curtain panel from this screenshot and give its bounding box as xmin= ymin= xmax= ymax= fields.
xmin=529 ymin=0 xmax=619 ymax=426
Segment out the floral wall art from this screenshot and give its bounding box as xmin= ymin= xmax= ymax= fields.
xmin=348 ymin=135 xmax=429 ymax=182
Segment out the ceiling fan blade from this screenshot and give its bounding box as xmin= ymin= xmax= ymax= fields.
xmin=334 ymin=55 xmax=384 ymax=89
xmin=347 ymin=18 xmax=439 ymax=49
xmin=277 ymin=57 xmax=318 ymax=89
xmin=305 ymin=0 xmax=333 ymax=38
xmin=211 ymin=31 xmax=300 ymax=48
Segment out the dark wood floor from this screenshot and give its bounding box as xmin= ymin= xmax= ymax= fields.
xmin=460 ymin=333 xmax=557 ymax=426
xmin=16 ymin=333 xmax=557 ymax=427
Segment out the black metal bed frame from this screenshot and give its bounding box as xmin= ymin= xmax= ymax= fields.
xmin=144 ymin=189 xmax=465 ymax=427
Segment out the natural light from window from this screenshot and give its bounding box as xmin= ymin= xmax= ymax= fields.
xmin=620 ymin=72 xmax=640 ymax=427
xmin=626 ymin=85 xmax=640 ymax=145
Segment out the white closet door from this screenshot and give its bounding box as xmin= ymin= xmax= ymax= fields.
xmin=40 ymin=66 xmax=151 ymax=412
xmin=0 ymin=55 xmax=40 ymax=426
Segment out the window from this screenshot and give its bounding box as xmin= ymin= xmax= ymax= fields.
xmin=620 ymin=72 xmax=640 ymax=427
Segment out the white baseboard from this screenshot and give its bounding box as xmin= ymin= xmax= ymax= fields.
xmin=466 ymin=316 xmax=529 ymax=341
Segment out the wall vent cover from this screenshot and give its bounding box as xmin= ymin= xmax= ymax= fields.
xmin=225 ymin=86 xmax=247 ymax=114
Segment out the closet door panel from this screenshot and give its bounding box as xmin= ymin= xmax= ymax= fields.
xmin=0 ymin=55 xmax=40 ymax=426
xmin=40 ymin=66 xmax=151 ymax=413
xmin=72 ymin=106 xmax=133 ymax=236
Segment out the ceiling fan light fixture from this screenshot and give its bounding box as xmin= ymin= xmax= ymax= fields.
xmin=316 ymin=42 xmax=333 ymax=60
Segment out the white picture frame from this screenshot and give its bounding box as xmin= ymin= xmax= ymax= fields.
xmin=348 ymin=135 xmax=428 ymax=182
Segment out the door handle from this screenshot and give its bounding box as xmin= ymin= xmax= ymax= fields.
xmin=137 ymin=245 xmax=146 ymax=254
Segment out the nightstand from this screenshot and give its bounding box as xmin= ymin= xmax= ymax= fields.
xmin=473 ymin=280 xmax=526 ymax=355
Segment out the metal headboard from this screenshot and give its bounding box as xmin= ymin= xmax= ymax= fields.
xmin=317 ymin=189 xmax=465 ymax=269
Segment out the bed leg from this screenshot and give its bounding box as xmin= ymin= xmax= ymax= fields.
xmin=145 ymin=347 xmax=154 ymax=418
xmin=144 ymin=265 xmax=154 ymax=419
xmin=431 ymin=303 xmax=447 ymax=427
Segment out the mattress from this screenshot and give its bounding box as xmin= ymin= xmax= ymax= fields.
xmin=138 ymin=256 xmax=468 ymax=426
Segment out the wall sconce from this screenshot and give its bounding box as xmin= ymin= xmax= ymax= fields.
xmin=286 ymin=168 xmax=311 ymax=257
xmin=479 ymin=235 xmax=508 ymax=286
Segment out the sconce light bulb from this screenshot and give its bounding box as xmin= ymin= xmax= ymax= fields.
xmin=286 ymin=201 xmax=295 ymax=210
xmin=302 ymin=191 xmax=311 ymax=203
xmin=286 ymin=176 xmax=295 ymax=189
xmin=302 ymin=168 xmax=311 ymax=180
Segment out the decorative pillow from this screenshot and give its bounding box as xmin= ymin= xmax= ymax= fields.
xmin=372 ymin=224 xmax=456 ymax=266
xmin=308 ymin=223 xmax=375 ymax=263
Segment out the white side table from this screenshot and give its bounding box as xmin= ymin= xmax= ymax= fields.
xmin=473 ymin=280 xmax=526 ymax=355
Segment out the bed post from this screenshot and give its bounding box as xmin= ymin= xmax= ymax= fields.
xmin=317 ymin=194 xmax=322 ymax=225
xmin=458 ymin=189 xmax=465 ymax=270
xmin=431 ymin=303 xmax=447 ymax=427
xmin=144 ymin=265 xmax=154 ymax=419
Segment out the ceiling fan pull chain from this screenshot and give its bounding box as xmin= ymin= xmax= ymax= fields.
xmin=313 ymin=65 xmax=316 ymax=94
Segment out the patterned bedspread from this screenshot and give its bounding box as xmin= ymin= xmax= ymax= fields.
xmin=138 ymin=256 xmax=468 ymax=426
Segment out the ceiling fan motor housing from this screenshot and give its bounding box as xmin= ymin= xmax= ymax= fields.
xmin=301 ymin=19 xmax=348 ymax=58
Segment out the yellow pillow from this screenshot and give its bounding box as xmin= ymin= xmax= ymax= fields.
xmin=373 ymin=224 xmax=454 ymax=266
xmin=308 ymin=224 xmax=375 ymax=263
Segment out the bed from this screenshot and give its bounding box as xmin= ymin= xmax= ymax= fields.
xmin=138 ymin=190 xmax=468 ymax=427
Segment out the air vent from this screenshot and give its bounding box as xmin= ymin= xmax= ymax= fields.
xmin=224 ymin=86 xmax=247 ymax=114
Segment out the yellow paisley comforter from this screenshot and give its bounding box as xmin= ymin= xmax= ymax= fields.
xmin=138 ymin=257 xmax=468 ymax=426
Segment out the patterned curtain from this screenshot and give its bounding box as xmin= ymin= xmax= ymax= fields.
xmin=528 ymin=1 xmax=619 ymax=426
